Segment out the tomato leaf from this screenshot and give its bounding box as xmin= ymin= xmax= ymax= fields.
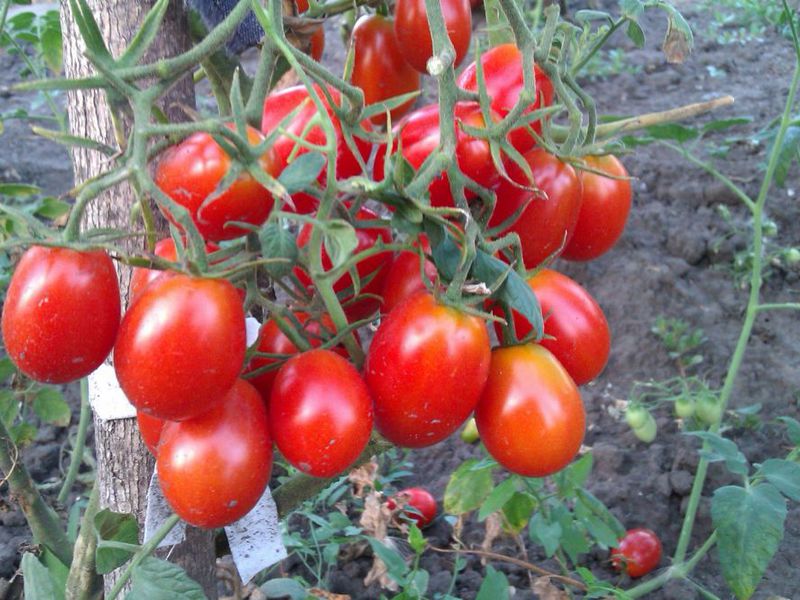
xmin=0 ymin=390 xmax=20 ymax=427
xmin=408 ymin=523 xmax=427 ymax=555
xmin=472 ymin=251 xmax=543 ymax=340
xmin=478 ymin=477 xmax=518 ymax=521
xmin=687 ymin=431 xmax=749 ymax=476
xmin=367 ymin=538 xmax=408 ymax=583
xmin=777 ymin=416 xmax=800 ymax=445
xmin=10 ymin=422 xmax=37 ymax=446
xmin=426 ymin=223 xmax=461 ymax=282
xmin=94 ymin=509 xmax=140 ymax=574
xmin=758 ymin=459 xmax=800 ymax=501
xmin=576 ymin=489 xmax=626 ymax=539
xmin=574 ymin=10 xmax=614 ymax=23
xmin=444 ymin=458 xmax=495 ymax=515
xmin=643 ymin=123 xmax=698 ymax=143
xmin=34 ymin=197 xmax=71 ymax=220
xmin=770 ymin=124 xmax=800 ymax=187
xmin=278 ymin=152 xmax=325 ymax=194
xmin=701 ymin=117 xmax=753 ymax=134
xmin=712 ymin=483 xmax=787 ymax=600
xmin=259 ymin=222 xmax=298 ymax=279
xmin=529 ymin=512 xmax=562 ymax=557
xmin=39 ymin=25 xmax=63 ymax=74
xmin=501 ymin=491 xmax=535 ymax=534
xmin=321 ymin=219 xmax=358 ymax=270
xmin=626 ymin=20 xmax=646 ymax=48
xmin=21 ymin=553 xmax=63 ymax=600
xmin=127 ymin=557 xmax=206 ymax=599
xmin=259 ymin=578 xmax=307 ymax=600
xmin=0 ymin=358 xmax=16 ymax=383
xmin=0 ymin=183 xmax=40 ymax=197
xmin=32 ymin=388 xmax=71 ymax=427
xmin=660 ymin=4 xmax=693 ymax=64
xmin=475 ymin=566 xmax=509 ymax=600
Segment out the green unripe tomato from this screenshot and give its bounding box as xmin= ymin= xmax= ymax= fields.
xmin=625 ymin=404 xmax=649 ymax=430
xmin=782 ymin=247 xmax=800 ymax=265
xmin=460 ymin=417 xmax=480 ymax=443
xmin=633 ymin=412 xmax=657 ymax=443
xmin=674 ymin=396 xmax=695 ymax=419
xmin=696 ymin=394 xmax=723 ymax=426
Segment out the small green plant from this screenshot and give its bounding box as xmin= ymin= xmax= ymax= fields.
xmin=699 ymin=0 xmax=800 ymax=45
xmin=651 ymin=316 xmax=706 ymax=374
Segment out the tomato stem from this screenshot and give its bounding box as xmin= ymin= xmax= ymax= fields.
xmin=57 ymin=378 xmax=92 ymax=505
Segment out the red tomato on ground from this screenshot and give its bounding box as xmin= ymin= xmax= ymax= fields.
xmin=475 ymin=344 xmax=585 ymax=477
xmin=374 ymin=103 xmax=499 ymax=207
xmin=365 ymin=293 xmax=491 ymax=447
xmin=351 ymin=14 xmax=420 ymax=125
xmin=261 ymin=85 xmax=371 ymax=214
xmin=561 ymin=154 xmax=632 ymax=261
xmin=155 ymin=125 xmax=279 ymax=241
xmin=270 ymin=349 xmax=373 ymax=478
xmin=2 ymin=247 xmax=120 ymax=384
xmin=490 ymin=149 xmax=583 ymax=268
xmin=294 ymin=207 xmax=392 ymax=321
xmin=157 ymin=379 xmax=272 ymax=528
xmin=136 ymin=411 xmax=164 ymax=456
xmin=494 ymin=269 xmax=610 ymax=385
xmin=612 ymin=528 xmax=663 ymax=578
xmin=387 ymin=487 xmax=437 ymax=528
xmin=114 ymin=275 xmax=245 ymax=421
xmin=457 ymin=44 xmax=554 ymax=154
xmin=380 ymin=248 xmax=437 ymax=314
xmin=245 ymin=312 xmax=354 ymax=401
xmin=393 ymin=0 xmax=472 ymax=73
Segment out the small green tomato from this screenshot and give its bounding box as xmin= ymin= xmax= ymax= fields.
xmin=625 ymin=404 xmax=649 ymax=430
xmin=460 ymin=417 xmax=480 ymax=443
xmin=633 ymin=412 xmax=657 ymax=443
xmin=674 ymin=396 xmax=695 ymax=419
xmin=696 ymin=394 xmax=723 ymax=426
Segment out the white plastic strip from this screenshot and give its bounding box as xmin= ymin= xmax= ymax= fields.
xmin=87 ymin=362 xmax=137 ymax=420
xmin=143 ymin=468 xmax=187 ymax=547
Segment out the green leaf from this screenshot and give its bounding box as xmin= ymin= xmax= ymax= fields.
xmin=0 ymin=182 xmax=40 ymax=196
xmin=40 ymin=548 xmax=69 ymax=597
xmin=555 ymin=506 xmax=590 ymax=563
xmin=94 ymin=509 xmax=140 ymax=575
xmin=529 ymin=512 xmax=562 ymax=557
xmin=688 ymin=431 xmax=749 ymax=476
xmin=771 ymin=125 xmax=800 ymax=187
xmin=472 ymin=251 xmax=543 ymax=340
xmin=643 ymin=123 xmax=698 ymax=143
xmin=778 ymin=416 xmax=800 ymax=445
xmin=712 ymin=484 xmax=787 ymax=600
xmin=21 ymin=553 xmax=63 ymax=600
xmin=0 ymin=358 xmax=16 ymax=382
xmin=278 ymin=152 xmax=325 ymax=194
xmin=661 ymin=5 xmax=694 ymax=64
xmin=475 ymin=566 xmax=509 ymax=600
xmin=259 ymin=222 xmax=298 ymax=279
xmin=126 ymin=557 xmax=205 ymax=599
xmin=626 ymin=20 xmax=645 ymax=48
xmin=118 ymin=0 xmax=168 ymax=67
xmin=620 ymin=0 xmax=644 ymax=19
xmin=34 ymin=197 xmax=71 ymax=220
xmin=367 ymin=538 xmax=408 ymax=583
xmin=501 ymin=491 xmax=535 ymax=534
xmin=260 ymin=578 xmax=307 ymax=600
xmin=444 ymin=458 xmax=495 ymax=515
xmin=574 ymin=10 xmax=613 ymax=22
xmin=322 ymin=219 xmax=359 ymax=270
xmin=701 ymin=117 xmax=753 ymax=134
xmin=11 ymin=422 xmax=37 ymax=446
xmin=0 ymin=390 xmax=20 ymax=427
xmin=38 ymin=27 xmax=63 ymax=74
xmin=575 ymin=489 xmax=625 ymax=539
xmin=426 ymin=224 xmax=461 ymax=282
xmin=478 ymin=477 xmax=518 ymax=521
xmin=33 ymin=388 xmax=71 ymax=427
xmin=759 ymin=459 xmax=800 ymax=501
xmin=408 ymin=523 xmax=427 ymax=554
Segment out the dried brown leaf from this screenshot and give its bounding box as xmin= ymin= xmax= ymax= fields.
xmin=348 ymin=460 xmax=379 ymax=498
xmin=480 ymin=512 xmax=503 ymax=564
xmin=359 ymin=491 xmax=392 ymax=540
xmin=308 ymin=588 xmax=351 ymax=600
xmin=532 ymin=576 xmax=570 ymax=600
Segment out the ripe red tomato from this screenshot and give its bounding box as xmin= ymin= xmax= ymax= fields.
xmin=155 ymin=125 xmax=279 ymax=241
xmin=114 ymin=275 xmax=245 ymax=421
xmin=270 ymin=349 xmax=373 ymax=478
xmin=494 ymin=269 xmax=610 ymax=385
xmin=294 ymin=0 xmax=324 ymax=60
xmin=245 ymin=312 xmax=354 ymax=401
xmin=365 ymin=293 xmax=491 ymax=447
xmin=393 ymin=0 xmax=472 ymax=73
xmin=2 ymin=247 xmax=120 ymax=384
xmin=129 ymin=238 xmax=180 ymax=302
xmin=294 ymin=207 xmax=392 ymax=321
xmin=612 ymin=528 xmax=663 ymax=578
xmin=457 ymin=44 xmax=554 ymax=154
xmin=136 ymin=411 xmax=164 ymax=456
xmin=387 ymin=487 xmax=437 ymax=528
xmin=381 ymin=248 xmax=437 ymax=314
xmin=261 ymin=84 xmax=371 ymax=214
xmin=490 ymin=149 xmax=582 ymax=268
xmin=476 ymin=344 xmax=585 ymax=477
xmin=351 ymin=14 xmax=421 ymax=125
xmin=561 ymin=155 xmax=632 ymax=261
xmin=374 ymin=103 xmax=499 ymax=207
xmin=157 ymin=379 xmax=272 ymax=528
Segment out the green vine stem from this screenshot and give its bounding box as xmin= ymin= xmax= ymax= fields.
xmin=64 ymin=483 xmax=103 ymax=599
xmin=0 ymin=417 xmax=73 ymax=566
xmin=57 ymin=378 xmax=91 ymax=505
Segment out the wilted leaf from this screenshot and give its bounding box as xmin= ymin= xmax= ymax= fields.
xmin=662 ymin=9 xmax=693 ymax=63
xmin=480 ymin=512 xmax=503 ymax=561
xmin=348 ymin=460 xmax=379 ymax=498
xmin=533 ymin=577 xmax=569 ymax=600
xmin=444 ymin=459 xmax=494 ymax=515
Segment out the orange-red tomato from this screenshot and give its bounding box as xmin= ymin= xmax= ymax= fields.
xmin=365 ymin=293 xmax=491 ymax=447
xmin=136 ymin=411 xmax=164 ymax=456
xmin=270 ymin=349 xmax=373 ymax=478
xmin=475 ymin=344 xmax=585 ymax=477
xmin=387 ymin=487 xmax=437 ymax=528
xmin=490 ymin=149 xmax=583 ymax=269
xmin=157 ymin=379 xmax=272 ymax=528
xmin=380 ymin=249 xmax=437 ymax=314
xmin=351 ymin=14 xmax=421 ymax=125
xmin=393 ymin=0 xmax=472 ymax=73
xmin=612 ymin=528 xmax=663 ymax=578
xmin=561 ymin=155 xmax=632 ymax=261
xmin=155 ymin=125 xmax=279 ymax=241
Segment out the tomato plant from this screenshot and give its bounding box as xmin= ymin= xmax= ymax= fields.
xmin=457 ymin=44 xmax=554 ymax=153
xmin=114 ymin=274 xmax=246 ymax=421
xmin=155 ymin=125 xmax=279 ymax=241
xmin=386 ymin=487 xmax=437 ymax=528
xmin=612 ymin=528 xmax=663 ymax=578
xmin=2 ymin=246 xmax=120 ymax=384
xmin=365 ymin=293 xmax=491 ymax=447
xmin=270 ymin=349 xmax=373 ymax=478
xmin=561 ymin=154 xmax=633 ymax=261
xmin=393 ymin=0 xmax=472 ymax=73
xmin=350 ymin=14 xmax=420 ymax=125
xmin=475 ymin=344 xmax=585 ymax=477
xmin=294 ymin=206 xmax=392 ymax=321
xmin=490 ymin=149 xmax=583 ymax=268
xmin=261 ymin=84 xmax=371 ymax=214
xmin=157 ymin=379 xmax=272 ymax=529
xmin=136 ymin=411 xmax=164 ymax=456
